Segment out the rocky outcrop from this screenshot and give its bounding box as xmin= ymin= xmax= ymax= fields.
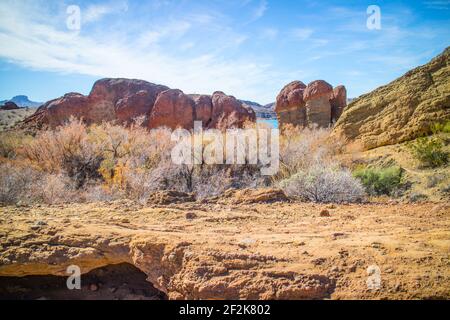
xmin=1 ymin=200 xmax=449 ymax=300
xmin=148 ymin=89 xmax=196 ymax=130
xmin=303 ymin=80 xmax=333 ymax=128
xmin=215 ymin=188 xmax=290 ymax=205
xmin=22 ymin=78 xmax=255 ymax=131
xmin=330 ymin=86 xmax=347 ymax=123
xmin=333 ymin=47 xmax=450 ymax=150
xmin=0 ymin=101 xmax=21 ymax=111
xmin=190 ymin=94 xmax=213 ymax=126
xmin=210 ymin=91 xmax=256 ymax=130
xmin=275 ymin=80 xmax=346 ymax=129
xmin=275 ymin=81 xmax=307 ymax=128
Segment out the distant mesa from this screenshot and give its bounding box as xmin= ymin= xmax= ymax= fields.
xmin=275 ymin=80 xmax=347 ymax=129
xmin=22 ymin=78 xmax=256 ymax=131
xmin=333 ymin=46 xmax=450 ymax=150
xmin=0 ymin=95 xmax=42 ymax=108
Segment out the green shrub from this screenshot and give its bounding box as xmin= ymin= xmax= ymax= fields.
xmin=431 ymin=121 xmax=450 ymax=134
xmin=408 ymin=137 xmax=448 ymax=168
xmin=353 ymin=166 xmax=403 ymax=196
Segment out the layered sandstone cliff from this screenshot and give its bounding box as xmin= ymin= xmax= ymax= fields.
xmin=333 ymin=47 xmax=450 ymax=150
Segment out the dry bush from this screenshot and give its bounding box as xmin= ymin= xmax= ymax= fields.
xmin=0 ymin=161 xmax=80 ymax=205
xmin=280 ymin=163 xmax=365 ymax=203
xmin=22 ymin=118 xmax=102 ymax=187
xmin=276 ymin=125 xmax=366 ymax=203
xmin=0 ymin=162 xmax=38 ymax=204
xmin=0 ymin=131 xmax=32 ymax=159
xmin=36 ymin=174 xmax=78 ymax=204
xmin=276 ymin=125 xmax=341 ymax=182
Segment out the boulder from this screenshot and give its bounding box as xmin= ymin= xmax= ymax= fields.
xmin=303 ymin=80 xmax=333 ymax=128
xmin=22 ymin=78 xmax=256 ymax=131
xmin=330 ymin=85 xmax=347 ymax=123
xmin=275 ymin=80 xmax=346 ymax=129
xmin=147 ymin=190 xmax=196 ymax=205
xmin=115 ymin=90 xmax=154 ymax=125
xmin=190 ymin=94 xmax=213 ymax=128
xmin=148 ymin=89 xmax=196 ymax=130
xmin=275 ymin=81 xmax=307 ymax=128
xmin=210 ymin=91 xmax=256 ymax=130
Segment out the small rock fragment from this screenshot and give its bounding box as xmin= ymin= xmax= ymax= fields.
xmin=185 ymin=212 xmax=197 ymax=220
xmin=320 ymin=209 xmax=330 ymax=217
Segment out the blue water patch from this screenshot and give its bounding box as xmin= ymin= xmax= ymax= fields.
xmin=257 ymin=119 xmax=279 ymax=129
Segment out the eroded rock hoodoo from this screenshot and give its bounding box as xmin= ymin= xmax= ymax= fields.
xmin=275 ymin=80 xmax=347 ymax=130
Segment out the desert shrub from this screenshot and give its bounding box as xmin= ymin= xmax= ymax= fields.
xmin=22 ymin=118 xmax=102 ymax=186
xmin=36 ymin=174 xmax=78 ymax=204
xmin=0 ymin=162 xmax=38 ymax=204
xmin=0 ymin=162 xmax=79 ymax=205
xmin=431 ymin=121 xmax=450 ymax=134
xmin=279 ymin=163 xmax=365 ymax=203
xmin=275 ymin=125 xmax=345 ymax=183
xmin=81 ymin=184 xmax=124 ymax=203
xmin=426 ymin=174 xmax=447 ymax=188
xmin=408 ymin=137 xmax=448 ymax=168
xmin=0 ymin=131 xmax=32 ymax=158
xmin=353 ymin=166 xmax=403 ymax=196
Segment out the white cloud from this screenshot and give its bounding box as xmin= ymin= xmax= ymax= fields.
xmin=137 ymin=21 xmax=192 ymax=47
xmin=291 ymin=28 xmax=314 ymax=41
xmin=0 ymin=0 xmax=279 ymax=103
xmin=251 ymin=0 xmax=268 ymax=21
xmin=83 ymin=1 xmax=128 ymax=24
xmin=260 ymin=27 xmax=278 ymax=40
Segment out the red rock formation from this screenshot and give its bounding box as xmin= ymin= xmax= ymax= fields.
xmin=148 ymin=89 xmax=196 ymax=130
xmin=303 ymin=80 xmax=333 ymax=128
xmin=275 ymin=80 xmax=347 ymax=129
xmin=210 ymin=91 xmax=256 ymax=130
xmin=275 ymin=81 xmax=307 ymax=127
xmin=22 ymin=78 xmax=255 ymax=131
xmin=190 ymin=94 xmax=213 ymax=128
xmin=330 ymin=85 xmax=347 ymax=123
xmin=0 ymin=101 xmax=21 ymax=111
xmin=116 ymin=90 xmax=153 ymax=124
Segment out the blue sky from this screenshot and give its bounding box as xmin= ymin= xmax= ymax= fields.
xmin=0 ymin=0 xmax=449 ymax=104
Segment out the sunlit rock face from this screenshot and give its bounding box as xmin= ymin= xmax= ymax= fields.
xmin=22 ymin=78 xmax=256 ymax=131
xmin=275 ymin=80 xmax=347 ymax=129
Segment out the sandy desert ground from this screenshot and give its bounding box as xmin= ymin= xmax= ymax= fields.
xmin=0 ymin=191 xmax=448 ymax=300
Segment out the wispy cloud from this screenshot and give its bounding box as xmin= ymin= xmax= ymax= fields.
xmin=291 ymin=28 xmax=314 ymax=40
xmin=423 ymin=0 xmax=450 ymax=10
xmin=84 ymin=1 xmax=129 ymax=23
xmin=0 ymin=0 xmax=448 ymax=103
xmin=251 ymin=0 xmax=268 ymax=21
xmin=0 ymin=0 xmax=278 ymax=102
xmin=260 ymin=27 xmax=278 ymax=40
